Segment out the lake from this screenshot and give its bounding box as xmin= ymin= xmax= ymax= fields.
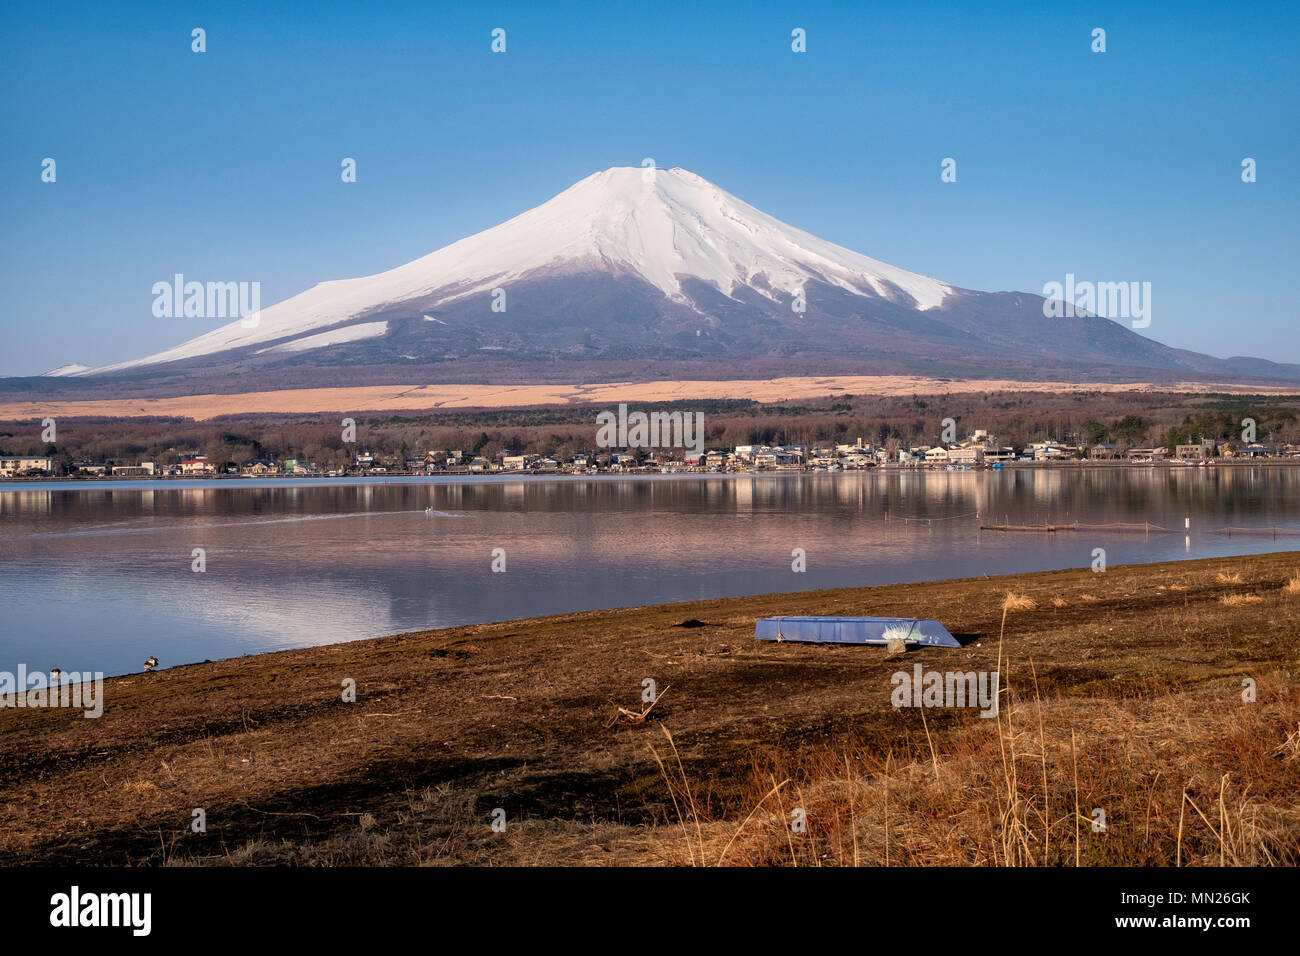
xmin=1 ymin=468 xmax=1297 ymax=676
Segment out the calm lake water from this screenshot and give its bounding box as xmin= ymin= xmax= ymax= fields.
xmin=2 ymin=468 xmax=1297 ymax=676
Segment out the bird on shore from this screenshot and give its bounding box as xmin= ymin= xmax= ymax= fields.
xmin=143 ymin=655 xmax=158 ymax=672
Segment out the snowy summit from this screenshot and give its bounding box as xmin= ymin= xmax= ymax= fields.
xmin=86 ymin=167 xmax=952 ymax=374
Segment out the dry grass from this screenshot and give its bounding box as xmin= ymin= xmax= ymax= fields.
xmin=1001 ymin=592 xmax=1039 ymax=613
xmin=1216 ymin=572 xmax=1245 ymax=585
xmin=1 ymin=376 xmax=1283 ymax=421
xmin=170 ymin=667 xmax=1300 ymax=868
xmin=1282 ymin=572 xmax=1300 ymax=596
xmin=669 ymin=675 xmax=1300 ymax=866
xmin=1220 ymin=593 xmax=1264 ymax=606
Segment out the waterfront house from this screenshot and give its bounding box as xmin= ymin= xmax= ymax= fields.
xmin=1125 ymin=446 xmax=1169 ymax=460
xmin=1175 ymin=441 xmax=1216 ymax=460
xmin=180 ymin=456 xmax=216 ymax=475
xmin=1030 ymin=442 xmax=1078 ymax=460
xmin=948 ymin=446 xmax=985 ymax=465
xmin=1221 ymin=442 xmax=1271 ymax=459
xmin=0 ymin=456 xmax=56 ymax=477
xmin=242 ymin=459 xmax=278 ymax=476
xmin=111 ymin=462 xmax=157 ymax=477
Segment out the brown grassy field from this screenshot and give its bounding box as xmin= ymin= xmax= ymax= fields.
xmin=2 ymin=374 xmax=1295 ymax=421
xmin=2 ymin=553 xmax=1298 ymax=866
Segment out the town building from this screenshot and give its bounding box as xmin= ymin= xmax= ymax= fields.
xmin=180 ymin=456 xmax=216 ymax=475
xmin=111 ymin=462 xmax=157 ymax=477
xmin=1125 ymin=446 xmax=1169 ymax=460
xmin=1175 ymin=441 xmax=1216 ymax=460
xmin=0 ymin=456 xmax=55 ymax=477
xmin=948 ymin=445 xmax=985 ymax=465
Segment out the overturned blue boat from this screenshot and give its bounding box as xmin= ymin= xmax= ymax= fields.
xmin=754 ymin=616 xmax=960 ymax=648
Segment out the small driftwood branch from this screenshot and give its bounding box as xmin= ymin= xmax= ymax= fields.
xmin=608 ymin=685 xmax=671 ymax=726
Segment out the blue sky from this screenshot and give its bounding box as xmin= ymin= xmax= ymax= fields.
xmin=2 ymin=0 xmax=1296 ymax=376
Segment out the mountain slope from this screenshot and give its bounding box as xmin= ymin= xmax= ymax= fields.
xmin=77 ymin=167 xmax=1300 ymax=383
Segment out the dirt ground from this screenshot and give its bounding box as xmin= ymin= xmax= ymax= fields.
xmin=2 ymin=551 xmax=1297 ymax=866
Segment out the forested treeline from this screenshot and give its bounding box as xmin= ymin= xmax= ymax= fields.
xmin=2 ymin=391 xmax=1296 ymax=467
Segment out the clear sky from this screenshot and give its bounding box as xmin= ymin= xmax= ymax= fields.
xmin=2 ymin=0 xmax=1296 ymax=376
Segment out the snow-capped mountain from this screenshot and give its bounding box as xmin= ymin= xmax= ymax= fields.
xmin=75 ymin=166 xmax=1300 ymax=383
xmin=42 ymin=362 xmax=93 ymax=377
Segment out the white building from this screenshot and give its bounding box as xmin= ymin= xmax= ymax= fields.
xmin=1030 ymin=442 xmax=1078 ymax=460
xmin=0 ymin=456 xmax=55 ymax=476
xmin=948 ymin=446 xmax=985 ymax=465
xmin=180 ymin=456 xmax=216 ymax=475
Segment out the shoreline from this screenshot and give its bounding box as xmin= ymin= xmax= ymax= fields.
xmin=3 ymin=551 xmax=1298 ymax=866
xmin=3 ymin=456 xmax=1298 ymax=489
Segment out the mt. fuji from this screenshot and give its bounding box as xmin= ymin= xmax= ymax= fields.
xmin=76 ymin=167 xmax=1300 ymax=384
